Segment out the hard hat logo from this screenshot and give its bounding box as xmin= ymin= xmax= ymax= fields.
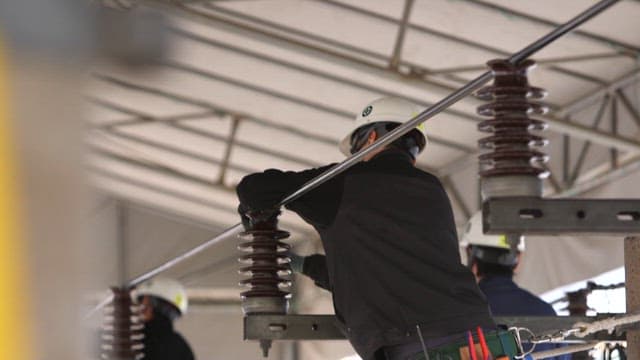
xmin=339 ymin=97 xmax=429 ymax=156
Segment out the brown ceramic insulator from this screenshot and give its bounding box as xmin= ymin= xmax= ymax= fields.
xmin=476 ymin=59 xmax=549 ymax=178
xmin=238 ymin=226 xmax=292 ymax=300
xmin=101 ymin=287 xmax=144 ymax=360
xmin=477 ymin=117 xmax=547 ymax=133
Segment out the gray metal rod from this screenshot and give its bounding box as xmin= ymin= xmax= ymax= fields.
xmin=121 ymin=0 xmax=618 ymax=292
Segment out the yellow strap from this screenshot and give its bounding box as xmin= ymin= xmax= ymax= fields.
xmin=0 ymin=36 xmax=33 ymax=360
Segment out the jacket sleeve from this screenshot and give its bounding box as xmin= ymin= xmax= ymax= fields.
xmin=302 ymin=254 xmax=331 ymax=291
xmin=236 ymin=164 xmax=341 ymax=228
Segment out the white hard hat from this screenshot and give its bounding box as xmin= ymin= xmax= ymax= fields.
xmin=339 ymin=97 xmax=428 ymax=156
xmin=136 ymin=278 xmax=188 ymax=315
xmin=461 ymin=211 xmax=525 ymax=252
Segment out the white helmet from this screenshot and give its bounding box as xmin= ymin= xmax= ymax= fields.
xmin=339 ymin=97 xmax=428 ymax=156
xmin=136 ymin=278 xmax=188 ymax=315
xmin=461 ymin=211 xmax=525 ymax=252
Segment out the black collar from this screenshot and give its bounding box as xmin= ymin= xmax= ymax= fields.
xmin=145 ymin=312 xmax=174 ymax=334
xmin=369 ymin=148 xmax=414 ymax=164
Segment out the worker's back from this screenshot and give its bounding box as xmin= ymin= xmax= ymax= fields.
xmin=238 ymin=149 xmax=495 ymax=360
xmin=296 ymin=150 xmax=494 ymax=359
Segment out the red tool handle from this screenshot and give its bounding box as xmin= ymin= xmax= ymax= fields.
xmin=467 ymin=331 xmax=478 ymax=360
xmin=477 ymin=327 xmax=491 ymax=360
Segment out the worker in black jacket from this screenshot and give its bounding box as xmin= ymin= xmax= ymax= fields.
xmin=137 ymin=278 xmax=195 ymax=360
xmin=237 ymin=97 xmax=499 ymax=360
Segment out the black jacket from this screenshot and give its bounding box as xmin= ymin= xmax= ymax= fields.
xmin=143 ymin=314 xmax=195 ymax=360
xmin=479 ymin=275 xmax=556 ymax=317
xmin=237 ymin=149 xmax=494 ymax=360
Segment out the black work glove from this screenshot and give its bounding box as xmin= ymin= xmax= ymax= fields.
xmin=289 ymin=252 xmax=305 ymax=273
xmin=238 ymin=204 xmax=281 ymax=231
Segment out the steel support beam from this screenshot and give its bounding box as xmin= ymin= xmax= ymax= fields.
xmin=542 ymin=163 xmax=562 ymax=194
xmin=563 ymin=134 xmax=570 ymax=184
xmin=217 ymin=115 xmax=240 ymax=185
xmin=568 ymin=95 xmax=610 ymax=186
xmin=559 ymin=68 xmax=640 ymax=116
xmin=483 ymin=197 xmax=640 ymax=235
xmin=610 ymin=95 xmax=619 ymax=168
xmin=618 ymin=88 xmax=640 ymax=128
xmin=244 ymin=314 xmax=626 ymax=341
xmin=389 ymin=0 xmax=414 ymax=70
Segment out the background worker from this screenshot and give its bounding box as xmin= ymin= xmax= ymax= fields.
xmin=237 ymin=97 xmax=511 ymax=360
xmin=461 ymin=212 xmax=569 ymax=359
xmin=136 ymin=278 xmax=195 ymax=360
